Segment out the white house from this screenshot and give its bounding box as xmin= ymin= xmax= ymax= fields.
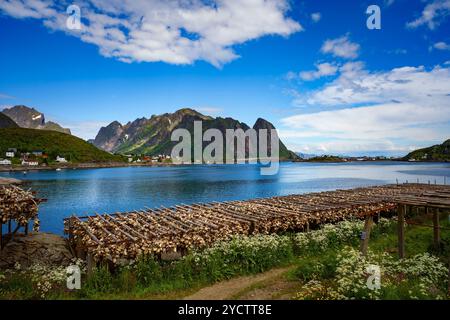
xmin=56 ymin=156 xmax=68 ymax=163
xmin=5 ymin=151 xmax=14 ymax=158
xmin=0 ymin=159 xmax=12 ymax=165
xmin=22 ymin=160 xmax=38 ymax=166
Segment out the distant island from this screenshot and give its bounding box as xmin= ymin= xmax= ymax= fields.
xmin=295 ymin=154 xmax=396 ymax=163
xmin=293 ymin=139 xmax=450 ymax=163
xmin=402 ymin=139 xmax=450 ymax=162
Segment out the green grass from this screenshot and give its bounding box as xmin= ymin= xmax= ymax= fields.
xmin=0 ymin=128 xmax=125 ymax=163
xmin=1 ymin=215 xmax=449 ymax=300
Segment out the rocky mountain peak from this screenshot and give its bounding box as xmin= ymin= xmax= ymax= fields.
xmin=253 ymin=118 xmax=276 ymax=130
xmin=2 ymin=105 xmax=45 ymax=128
xmin=1 ymin=105 xmax=71 ymax=135
xmin=93 ymin=121 xmax=124 ymax=152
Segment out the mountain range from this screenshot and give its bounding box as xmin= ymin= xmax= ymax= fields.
xmin=92 ymin=108 xmax=299 ymax=160
xmin=1 ymin=105 xmax=71 ymax=134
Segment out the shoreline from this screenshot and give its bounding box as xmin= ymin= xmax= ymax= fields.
xmin=0 ymin=159 xmax=445 ymax=173
xmin=0 ymin=161 xmax=177 ymax=172
xmin=0 ymin=159 xmax=295 ymax=172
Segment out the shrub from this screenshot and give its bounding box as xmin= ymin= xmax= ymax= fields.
xmin=295 ymin=247 xmax=448 ymax=300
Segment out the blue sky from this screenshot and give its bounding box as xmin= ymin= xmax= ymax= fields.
xmin=1 ymin=0 xmax=450 ymax=156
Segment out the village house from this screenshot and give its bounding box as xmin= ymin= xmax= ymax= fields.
xmin=56 ymin=156 xmax=68 ymax=163
xmin=32 ymin=151 xmax=43 ymax=156
xmin=21 ymin=160 xmax=39 ymax=166
xmin=0 ymin=159 xmax=12 ymax=165
xmin=5 ymin=151 xmax=14 ymax=158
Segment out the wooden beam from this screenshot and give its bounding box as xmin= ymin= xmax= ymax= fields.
xmin=433 ymin=208 xmax=440 ymax=250
xmin=87 ymin=253 xmax=94 ymax=277
xmin=360 ymin=215 xmax=373 ymax=256
xmin=398 ymin=204 xmax=405 ymax=259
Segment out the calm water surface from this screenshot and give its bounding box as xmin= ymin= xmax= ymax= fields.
xmin=2 ymin=161 xmax=449 ymax=234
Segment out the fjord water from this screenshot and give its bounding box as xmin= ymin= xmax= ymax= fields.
xmin=3 ymin=161 xmax=450 ymax=235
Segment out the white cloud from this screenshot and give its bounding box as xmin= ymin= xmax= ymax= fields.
xmin=281 ymin=63 xmax=450 ymax=154
xmin=0 ymin=0 xmax=302 ymax=67
xmin=433 ymin=41 xmax=450 ymax=50
xmin=294 ymin=63 xmax=450 ymax=107
xmin=0 ymin=105 xmax=14 ymax=110
xmin=320 ymin=34 xmax=360 ymax=59
xmin=281 ymin=103 xmax=450 ymax=141
xmin=406 ymin=0 xmax=450 ymax=30
xmin=386 ymin=48 xmax=407 ymax=55
xmin=284 ymin=140 xmax=417 ymax=156
xmin=311 ymin=12 xmax=321 ymax=23
xmin=195 ymin=107 xmax=223 ymax=115
xmin=58 ymin=120 xmax=111 ymax=140
xmin=0 ymin=93 xmax=15 ymax=99
xmin=297 ymin=62 xmax=338 ymax=81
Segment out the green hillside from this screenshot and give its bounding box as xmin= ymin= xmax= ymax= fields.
xmin=0 ymin=128 xmax=124 ymax=163
xmin=403 ymin=139 xmax=450 ymax=162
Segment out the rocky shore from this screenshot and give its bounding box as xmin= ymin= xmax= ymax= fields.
xmin=0 ymin=177 xmax=22 ymax=185
xmin=0 ymin=233 xmax=73 ymax=269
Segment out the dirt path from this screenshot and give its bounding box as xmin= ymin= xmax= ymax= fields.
xmin=183 ymin=267 xmax=293 ymax=300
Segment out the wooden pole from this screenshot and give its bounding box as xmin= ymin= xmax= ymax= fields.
xmin=448 ymin=256 xmax=450 ymax=297
xmin=398 ymin=204 xmax=405 ymax=259
xmin=433 ymin=208 xmax=440 ymax=250
xmin=87 ymin=252 xmax=94 ymax=277
xmin=360 ymin=215 xmax=373 ymax=256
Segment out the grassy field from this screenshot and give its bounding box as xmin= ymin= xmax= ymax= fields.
xmin=0 ymin=214 xmax=449 ymax=300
